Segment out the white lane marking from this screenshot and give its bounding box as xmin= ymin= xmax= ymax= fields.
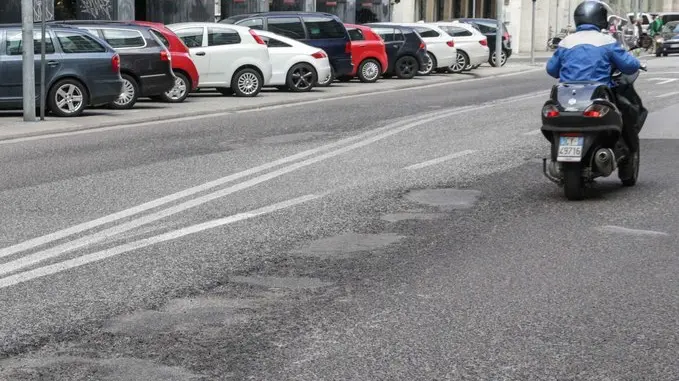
xmin=655 ymin=91 xmax=679 ymax=98
xmin=405 ymin=150 xmax=477 ymax=170
xmin=594 ymin=225 xmax=670 ymax=237
xmin=0 ymin=68 xmax=544 ymax=145
xmin=523 ymin=129 xmax=542 ymax=136
xmin=0 ymin=90 xmax=547 ymax=261
xmin=647 ymin=77 xmax=679 ymax=85
xmin=0 ymin=91 xmax=548 ymax=275
xmin=0 ymin=194 xmax=321 ymax=289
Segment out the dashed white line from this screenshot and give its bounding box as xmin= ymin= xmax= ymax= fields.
xmin=523 ymin=129 xmax=542 ymax=136
xmin=0 ymin=194 xmax=322 ymax=289
xmin=655 ymin=91 xmax=679 ymax=98
xmin=405 ymin=150 xmax=477 ymax=170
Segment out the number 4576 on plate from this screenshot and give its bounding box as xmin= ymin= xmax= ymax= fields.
xmin=557 ymin=136 xmax=584 ymax=162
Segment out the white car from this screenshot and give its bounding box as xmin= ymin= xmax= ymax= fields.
xmin=255 ymin=30 xmax=332 ymax=92
xmin=373 ymin=22 xmax=457 ymax=75
xmin=432 ymin=22 xmax=490 ymax=72
xmin=167 ymin=22 xmax=272 ymax=97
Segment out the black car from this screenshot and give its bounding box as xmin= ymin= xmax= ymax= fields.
xmin=220 ymin=12 xmax=353 ymax=86
xmin=455 ymin=18 xmax=512 ymax=66
xmin=364 ymin=24 xmax=427 ymax=80
xmin=48 ymin=20 xmax=175 ymax=109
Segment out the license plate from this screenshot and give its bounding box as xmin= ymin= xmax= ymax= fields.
xmin=557 ymin=136 xmax=584 ymax=162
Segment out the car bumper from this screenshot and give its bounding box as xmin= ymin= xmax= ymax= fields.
xmin=661 ymin=42 xmax=679 ymax=53
xmin=331 ymin=57 xmax=354 ymax=77
xmin=315 ymin=58 xmax=332 ymax=83
xmin=139 ymin=73 xmax=175 ymax=97
xmin=89 ymin=78 xmax=124 ymax=106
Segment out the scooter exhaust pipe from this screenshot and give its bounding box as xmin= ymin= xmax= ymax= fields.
xmin=594 ymin=148 xmax=616 ymax=176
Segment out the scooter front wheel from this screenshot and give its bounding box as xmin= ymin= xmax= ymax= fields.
xmin=563 ymin=163 xmax=585 ymax=200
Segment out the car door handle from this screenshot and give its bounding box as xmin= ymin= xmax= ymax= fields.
xmin=195 ymin=52 xmax=206 ymax=56
xmin=47 ymin=60 xmax=59 ymax=67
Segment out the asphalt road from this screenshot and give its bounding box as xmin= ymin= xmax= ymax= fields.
xmin=0 ymin=57 xmax=677 ymax=380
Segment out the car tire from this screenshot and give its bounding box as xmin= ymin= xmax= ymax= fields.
xmin=418 ymin=52 xmax=436 ymax=75
xmin=489 ymin=49 xmax=508 ymax=67
xmin=160 ymin=72 xmax=190 ymax=103
xmin=48 ymin=78 xmax=89 ymax=117
xmin=449 ymin=51 xmax=469 ymax=73
xmin=357 ymin=58 xmax=381 ymax=83
xmin=663 ymin=52 xmax=669 ymax=56
xmin=110 ymin=74 xmax=138 ymax=110
xmin=316 ymin=66 xmax=335 ymax=87
xmin=231 ymin=68 xmax=263 ymax=97
xmin=286 ymin=63 xmax=317 ymax=92
xmin=394 ymin=56 xmax=418 ymax=79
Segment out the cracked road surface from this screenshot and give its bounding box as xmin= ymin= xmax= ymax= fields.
xmin=0 ymin=59 xmax=677 ymax=380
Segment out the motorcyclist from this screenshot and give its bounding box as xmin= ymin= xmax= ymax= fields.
xmin=546 ymin=0 xmax=645 ymax=153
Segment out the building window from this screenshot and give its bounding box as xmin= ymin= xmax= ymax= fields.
xmin=270 ymin=0 xmax=303 ymax=12
xmin=54 ymin=0 xmax=78 ymax=20
xmin=222 ymin=0 xmax=260 ymax=19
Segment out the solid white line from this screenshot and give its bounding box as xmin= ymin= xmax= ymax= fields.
xmin=0 ymin=68 xmax=543 ymax=145
xmin=405 ymin=150 xmax=477 ymax=170
xmin=0 ymin=90 xmax=548 ymax=275
xmin=655 ymin=91 xmax=679 ymax=98
xmin=0 ymin=194 xmax=321 ymax=289
xmin=594 ymin=225 xmax=669 ymax=237
xmin=0 ymin=90 xmax=548 ymax=262
xmin=522 ymin=129 xmax=542 ymax=136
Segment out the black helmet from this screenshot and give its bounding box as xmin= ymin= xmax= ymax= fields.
xmin=573 ymin=0 xmax=609 ymax=30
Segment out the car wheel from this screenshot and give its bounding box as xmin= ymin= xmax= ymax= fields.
xmin=489 ymin=49 xmax=508 ymax=67
xmin=357 ymin=59 xmax=381 ymax=83
xmin=449 ymin=51 xmax=469 ymax=73
xmin=48 ymin=78 xmax=88 ymax=117
xmin=110 ymin=74 xmax=138 ymax=109
xmin=231 ymin=68 xmax=263 ymax=97
xmin=316 ymin=66 xmax=335 ymax=87
xmin=394 ymin=56 xmax=418 ymax=79
xmin=418 ymin=52 xmax=436 ymax=75
xmin=160 ymin=72 xmax=190 ymax=103
xmin=663 ymin=52 xmax=669 ymax=56
xmin=286 ymin=63 xmax=317 ymax=92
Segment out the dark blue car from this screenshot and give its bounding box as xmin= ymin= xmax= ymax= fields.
xmin=220 ymin=12 xmax=353 ymax=85
xmin=0 ymin=24 xmax=123 ymax=117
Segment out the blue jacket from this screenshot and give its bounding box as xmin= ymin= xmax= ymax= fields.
xmin=546 ymin=24 xmax=640 ymax=87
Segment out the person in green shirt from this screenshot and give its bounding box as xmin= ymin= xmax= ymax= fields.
xmin=649 ymin=15 xmax=664 ymax=53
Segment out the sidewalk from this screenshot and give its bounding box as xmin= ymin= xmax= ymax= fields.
xmin=0 ymin=63 xmax=535 ymax=142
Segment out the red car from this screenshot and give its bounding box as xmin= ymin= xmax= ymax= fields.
xmin=130 ymin=21 xmax=200 ymax=103
xmin=341 ymin=24 xmax=389 ymax=83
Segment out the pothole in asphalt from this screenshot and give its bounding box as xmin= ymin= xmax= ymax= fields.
xmin=0 ymin=356 xmax=202 ymax=381
xmin=292 ymin=233 xmax=405 ymax=259
xmin=381 ymin=212 xmax=446 ymax=222
xmin=103 ymin=297 xmax=257 ymax=337
xmin=230 ymin=275 xmax=334 ymax=290
xmin=405 ymin=188 xmax=481 ymax=210
xmin=259 ymin=131 xmax=330 ymax=144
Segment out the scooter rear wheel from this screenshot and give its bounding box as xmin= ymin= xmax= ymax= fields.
xmin=563 ymin=163 xmax=585 ymax=200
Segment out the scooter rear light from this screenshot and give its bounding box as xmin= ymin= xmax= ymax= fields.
xmin=583 ymin=104 xmax=611 ymax=117
xmin=542 ymin=105 xmax=560 ymax=118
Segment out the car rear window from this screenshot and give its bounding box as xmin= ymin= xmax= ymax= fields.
xmin=149 ymin=29 xmax=170 ymax=48
xmin=348 ymin=28 xmax=364 ymax=41
xmin=237 ymin=18 xmax=264 ymax=30
xmin=55 ymin=31 xmax=106 ymax=53
xmin=208 ymin=27 xmax=241 ymax=46
xmin=371 ymin=27 xmax=395 ymax=42
xmin=302 ymin=16 xmax=346 ymax=39
xmin=175 ymin=28 xmax=204 ymax=48
xmin=414 ymin=27 xmax=440 ymax=38
xmin=5 ymin=30 xmax=55 ymax=55
xmin=441 ymin=26 xmax=472 ymax=37
xmin=101 ymin=28 xmax=146 ymax=48
xmin=267 ymin=17 xmax=306 ymax=39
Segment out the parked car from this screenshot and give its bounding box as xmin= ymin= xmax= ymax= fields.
xmin=377 ymin=22 xmax=456 ymax=75
xmin=432 ymin=21 xmax=489 ymax=71
xmin=656 ymin=20 xmax=679 ymax=56
xmin=49 ymin=20 xmax=175 ymax=109
xmin=0 ymin=24 xmax=123 ymax=117
xmin=254 ymin=30 xmax=330 ymax=92
xmin=364 ymin=23 xmax=428 ymax=79
xmin=220 ymin=12 xmax=353 ymax=86
xmin=167 ymin=23 xmax=272 ymax=97
xmin=130 ymin=20 xmax=200 ymax=103
xmin=454 ymin=18 xmax=512 ymax=66
xmin=340 ymin=24 xmax=388 ymax=83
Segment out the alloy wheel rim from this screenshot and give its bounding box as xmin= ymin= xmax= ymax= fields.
xmin=55 ymin=84 xmax=84 ymax=114
xmin=166 ymin=77 xmax=187 ymax=100
xmin=115 ymin=79 xmax=135 ymax=106
xmin=419 ymin=54 xmax=434 ymax=74
xmin=362 ymin=61 xmax=379 ymax=80
xmin=238 ymin=72 xmax=259 ymax=95
xmin=400 ymin=58 xmax=415 ymax=75
xmin=452 ymin=53 xmax=466 ymax=71
xmin=492 ymin=51 xmax=507 ymax=66
xmin=292 ymin=67 xmax=313 ymax=90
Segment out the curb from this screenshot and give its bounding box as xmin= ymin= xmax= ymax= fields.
xmin=0 ymin=66 xmax=534 ymax=142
